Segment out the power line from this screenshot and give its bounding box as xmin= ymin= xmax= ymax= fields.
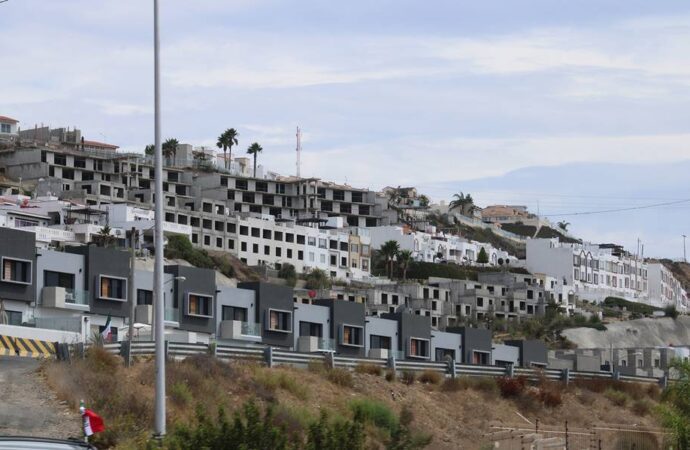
xmin=541 ymin=198 xmax=690 ymax=218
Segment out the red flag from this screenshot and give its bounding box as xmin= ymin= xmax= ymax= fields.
xmin=82 ymin=409 xmax=105 ymax=436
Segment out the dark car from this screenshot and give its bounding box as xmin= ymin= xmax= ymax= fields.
xmin=0 ymin=437 xmax=97 ymax=450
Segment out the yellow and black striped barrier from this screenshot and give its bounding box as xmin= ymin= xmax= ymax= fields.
xmin=0 ymin=334 xmax=56 ymax=358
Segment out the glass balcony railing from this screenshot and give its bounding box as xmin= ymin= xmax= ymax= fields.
xmin=164 ymin=308 xmax=180 ymax=323
xmin=317 ymin=338 xmax=335 ymax=351
xmin=64 ymin=289 xmax=89 ymax=306
xmin=240 ymin=321 xmax=262 ymax=337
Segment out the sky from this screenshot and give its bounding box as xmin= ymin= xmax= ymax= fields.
xmin=1 ymin=1 xmax=689 ymax=258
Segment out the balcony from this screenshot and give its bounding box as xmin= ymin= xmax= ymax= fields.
xmin=41 ymin=287 xmax=89 ymax=311
xmin=297 ymin=336 xmax=335 ymax=353
xmin=164 ymin=308 xmax=180 ymax=326
xmin=219 ymin=320 xmax=262 ymax=342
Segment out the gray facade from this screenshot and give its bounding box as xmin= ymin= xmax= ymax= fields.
xmin=364 ymin=316 xmax=398 ymax=358
xmin=492 ymin=344 xmax=520 ymax=367
xmin=383 ymin=311 xmax=432 ymax=360
xmin=293 ymin=302 xmax=331 ymax=351
xmin=431 ymin=330 xmax=462 ymax=362
xmin=239 ymin=282 xmax=295 ymax=348
xmin=315 ymin=298 xmax=366 ymax=357
xmin=67 ymin=245 xmax=131 ymax=318
xmin=166 ymin=265 xmax=217 ymax=335
xmin=0 ymin=227 xmax=37 ymax=303
xmin=505 ymin=339 xmax=548 ymax=368
xmin=449 ymin=326 xmax=492 ymax=365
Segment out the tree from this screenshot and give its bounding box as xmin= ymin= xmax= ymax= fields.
xmin=477 ymin=247 xmax=489 ymax=265
xmin=305 ymin=268 xmax=331 ymax=290
xmin=418 ymin=195 xmax=430 ymax=208
xmin=557 ymin=221 xmax=570 ymax=232
xmin=448 ymin=192 xmax=475 ymax=217
xmin=658 ymin=359 xmax=690 ymax=448
xmin=216 ymin=128 xmax=239 ymax=170
xmin=144 ymin=144 xmax=154 ymax=156
xmin=246 ymin=142 xmax=263 ymax=178
xmin=398 ymin=250 xmax=413 ymax=281
xmin=379 ymin=240 xmax=400 ymax=279
xmin=278 ymin=263 xmax=298 ymax=287
xmin=93 ymin=225 xmax=115 ymax=248
xmin=192 ymin=150 xmax=209 ymax=162
xmin=162 ymin=138 xmax=179 ymax=161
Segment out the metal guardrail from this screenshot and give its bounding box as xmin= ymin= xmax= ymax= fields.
xmin=96 ymin=341 xmax=667 ymax=386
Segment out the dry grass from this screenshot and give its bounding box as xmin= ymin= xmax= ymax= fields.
xmin=418 ymin=370 xmax=443 ymax=385
xmin=400 ymin=370 xmax=416 ymax=385
xmin=42 ymin=351 xmax=666 ymax=450
xmin=355 ymin=363 xmax=384 ymax=376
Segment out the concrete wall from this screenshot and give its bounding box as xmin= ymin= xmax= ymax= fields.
xmin=293 ymin=302 xmax=330 ymax=348
xmin=364 ymin=316 xmax=398 ymax=356
xmin=505 ymin=339 xmax=549 ymax=367
xmin=431 ymin=330 xmax=462 ymax=361
xmin=451 ymin=326 xmax=492 ymax=364
xmin=492 ymin=344 xmax=520 ymax=366
xmin=0 ymin=323 xmax=81 ymax=344
xmin=0 ymin=227 xmax=37 ymax=303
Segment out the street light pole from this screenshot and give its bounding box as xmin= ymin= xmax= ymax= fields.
xmin=683 ymin=235 xmax=687 ymax=263
xmin=153 ymin=0 xmax=166 ymax=438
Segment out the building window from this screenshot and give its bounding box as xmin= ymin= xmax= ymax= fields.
xmin=308 ymin=237 xmax=316 ymax=246
xmin=251 ymin=227 xmax=261 ymax=238
xmin=252 ymin=244 xmax=259 ymax=254
xmin=409 ymin=338 xmax=430 ymax=359
xmin=275 ymin=247 xmax=282 ymax=257
xmin=287 ymin=249 xmax=293 ymax=259
xmin=44 ymin=270 xmax=74 ymax=290
xmin=236 ymin=179 xmax=248 ymax=190
xmin=298 ymin=250 xmax=304 ymax=261
xmin=267 ymin=309 xmax=292 ymax=332
xmin=285 ymin=233 xmax=294 ymax=243
xmin=240 ymin=226 xmax=249 ymax=236
xmin=381 ymin=293 xmax=388 ymax=304
xmin=264 ymin=245 xmax=270 ymax=255
xmin=299 ymin=321 xmax=323 ymax=337
xmin=341 ymin=324 xmax=363 ymax=347
xmin=2 ymin=257 xmax=32 ymax=285
xmin=370 ymin=334 xmax=391 ymax=350
xmin=228 ymin=239 xmax=235 ymax=250
xmin=98 ymin=275 xmax=127 ymax=301
xmin=263 ymin=229 xmax=272 ymax=239
xmin=137 ymin=289 xmax=153 ymax=305
xmin=274 ymin=231 xmax=283 ymax=241
xmin=222 ymin=305 xmax=248 ymax=322
xmin=187 ymin=293 xmax=213 ymax=318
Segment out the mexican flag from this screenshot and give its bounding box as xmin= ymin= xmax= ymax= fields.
xmin=80 ymin=402 xmax=105 ymax=436
xmin=101 ymin=315 xmax=112 ymax=342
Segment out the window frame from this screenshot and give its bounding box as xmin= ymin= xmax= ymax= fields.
xmin=266 ymin=308 xmax=293 ymax=333
xmin=97 ymin=274 xmax=127 ymax=301
xmin=408 ymin=337 xmax=431 ymax=359
xmin=1 ymin=256 xmax=33 ymax=285
xmin=186 ymin=292 xmax=214 ymax=318
xmin=340 ymin=323 xmax=364 ymax=347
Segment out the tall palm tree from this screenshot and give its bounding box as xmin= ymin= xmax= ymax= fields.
xmin=162 ymin=138 xmax=179 ymax=162
xmin=449 ymin=192 xmax=475 ymax=217
xmin=246 ymin=142 xmax=263 ymax=178
xmin=144 ymin=144 xmax=154 ymax=156
xmin=398 ymin=249 xmax=413 ymax=281
xmin=217 ymin=128 xmax=239 ymax=169
xmin=379 ymin=240 xmax=400 ymax=279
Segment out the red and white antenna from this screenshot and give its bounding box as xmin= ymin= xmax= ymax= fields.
xmin=296 ymin=126 xmax=302 ymax=178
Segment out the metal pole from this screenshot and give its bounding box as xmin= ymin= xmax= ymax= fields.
xmin=153 ymin=0 xmax=166 ymax=438
xmin=683 ymin=235 xmax=687 ymax=263
xmin=127 ymin=227 xmax=137 ymax=367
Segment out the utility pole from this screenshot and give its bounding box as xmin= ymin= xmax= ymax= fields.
xmin=681 ymin=234 xmax=688 ymax=262
xmin=153 ymin=0 xmax=166 ymax=439
xmin=296 ymin=126 xmax=301 ymax=179
xmin=127 ymin=227 xmax=137 ymax=367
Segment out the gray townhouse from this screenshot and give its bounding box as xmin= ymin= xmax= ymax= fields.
xmin=447 ymin=326 xmax=492 ymax=365
xmin=216 ymin=286 xmax=262 ymax=344
xmin=314 ymin=298 xmax=366 ymax=357
xmin=383 ymin=311 xmax=432 ymax=360
xmin=238 ymin=282 xmax=295 ymax=348
xmin=0 ymin=227 xmax=37 ymax=324
xmin=364 ymin=315 xmax=399 ymax=359
xmin=504 ymin=339 xmax=548 ymax=368
xmin=165 ymin=265 xmax=218 ymax=336
xmin=293 ymin=301 xmax=332 ymax=352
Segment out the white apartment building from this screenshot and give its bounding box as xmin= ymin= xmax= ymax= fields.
xmin=647 ymin=263 xmax=688 ymax=311
xmin=526 ymin=238 xmax=648 ymax=304
xmin=366 ymin=225 xmax=512 ymax=267
xmin=233 ymin=215 xmax=371 ymax=280
xmin=0 ymin=115 xmax=19 ymax=143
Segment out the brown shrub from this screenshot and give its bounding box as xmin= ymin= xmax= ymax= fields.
xmin=441 ymin=378 xmax=466 ymax=392
xmin=645 ymin=383 xmax=661 ymax=401
xmin=326 ymin=368 xmax=354 ymax=388
xmin=497 ymin=376 xmax=527 ymax=398
xmin=400 ymin=370 xmax=416 ymax=385
xmin=540 ymin=389 xmax=563 ymax=408
xmin=355 ymin=363 xmax=383 ymax=376
xmin=604 ymin=389 xmax=629 ymax=407
xmin=384 ymin=369 xmax=396 ymax=382
xmin=418 ymin=370 xmax=443 ymax=385
xmin=632 ymin=399 xmax=651 ymax=416
xmin=514 ymin=389 xmax=542 ymax=414
xmin=307 ymin=360 xmax=326 ymax=374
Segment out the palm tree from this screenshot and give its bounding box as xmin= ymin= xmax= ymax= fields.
xmin=557 ymin=221 xmax=570 ymax=232
xmin=162 ymin=138 xmax=179 ymax=162
xmin=379 ymin=240 xmax=400 ymax=279
xmin=93 ymin=225 xmax=115 ymax=247
xmin=398 ymin=250 xmax=413 ymax=281
xmin=246 ymin=142 xmax=263 ymax=178
xmin=217 ymin=128 xmax=239 ymax=169
xmin=449 ymin=192 xmax=475 ymax=216
xmin=144 ymin=144 xmax=154 ymax=156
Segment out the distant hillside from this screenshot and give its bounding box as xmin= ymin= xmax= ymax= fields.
xmin=500 ymin=223 xmax=580 ymax=244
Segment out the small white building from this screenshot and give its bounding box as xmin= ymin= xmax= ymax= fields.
xmin=0 ymin=115 xmax=19 ymax=143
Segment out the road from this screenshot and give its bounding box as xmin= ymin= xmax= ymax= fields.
xmin=0 ymin=356 xmax=81 ymax=439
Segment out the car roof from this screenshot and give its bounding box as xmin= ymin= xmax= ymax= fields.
xmin=0 ymin=437 xmax=95 ymax=450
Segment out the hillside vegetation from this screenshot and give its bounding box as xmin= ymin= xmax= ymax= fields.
xmin=42 ymin=348 xmax=671 ymax=449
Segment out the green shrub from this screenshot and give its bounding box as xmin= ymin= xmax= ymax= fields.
xmin=170 ymin=382 xmax=192 ymax=406
xmin=255 ymin=370 xmax=308 ymax=400
xmin=355 ymin=363 xmax=383 ymax=376
xmin=326 ymin=368 xmax=354 ymax=388
xmin=278 ymin=263 xmax=298 ymax=287
xmin=348 ymin=399 xmax=398 ymax=434
xmin=418 ymin=370 xmax=442 ymax=385
xmin=400 ymin=371 xmax=416 ymax=385
xmin=604 ymin=389 xmax=629 ymax=407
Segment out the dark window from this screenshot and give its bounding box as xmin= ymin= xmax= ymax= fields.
xmin=321 ymin=201 xmax=333 ymax=212
xmin=296 ymin=235 xmax=305 ymax=245
xmin=370 ymin=335 xmax=391 ymax=350
xmin=267 ymin=309 xmax=292 ymax=332
xmin=227 ymin=223 xmax=236 ymax=233
xmin=285 ymin=233 xmax=294 ymax=243
xmin=409 ymin=338 xmax=430 ymax=358
xmin=339 ymin=242 xmax=348 ymax=251
xmin=5 ymin=310 xmax=22 ymax=326
xmin=287 ymin=249 xmax=293 ymax=259
xmin=54 ymin=154 xmax=67 ymax=166
xmin=2 ymin=258 xmax=32 ymax=284
xmin=263 ymin=229 xmax=272 ymax=239
xmin=242 ymin=192 xmax=255 ymax=203
xmin=99 ymin=276 xmax=126 ymax=300
xmin=137 ymin=289 xmax=153 ymax=305
xmin=74 ymin=157 xmax=86 ymax=168
xmin=236 ymin=179 xmax=248 ymax=190
xmin=222 ymin=306 xmax=247 ymax=322
xmin=188 ymin=294 xmax=212 ymax=317
xmin=228 ymin=239 xmax=235 ymax=250
xmin=299 ymin=321 xmax=323 ymax=337
xmin=251 ymin=228 xmax=260 ymax=238
xmin=435 ymin=348 xmax=455 ymax=361
xmin=240 ymin=226 xmax=248 ymax=236
xmin=256 ymin=181 xmax=268 ymax=192
xmin=297 ymin=250 xmax=303 ymax=261
xmin=44 ymin=270 xmax=74 ymax=290
xmin=264 ymin=245 xmax=270 ymax=255
xmin=241 ymin=242 xmax=247 ymax=252
xmin=252 ymin=244 xmax=259 ymax=254
xmin=333 ymin=190 xmax=345 ymax=201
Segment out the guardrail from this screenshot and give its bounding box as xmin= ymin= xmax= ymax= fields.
xmin=94 ymin=340 xmax=669 ymax=387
